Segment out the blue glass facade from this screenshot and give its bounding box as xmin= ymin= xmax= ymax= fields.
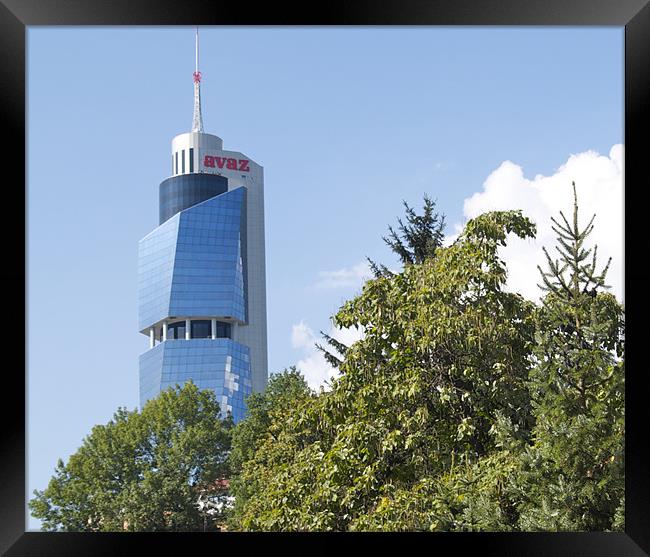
xmin=138 ymin=177 xmax=252 ymax=422
xmin=138 ymin=214 xmax=181 ymax=331
xmin=170 ymin=187 xmax=247 ymax=323
xmin=139 ymin=339 xmax=252 ymax=421
xmin=138 ymin=187 xmax=247 ymax=331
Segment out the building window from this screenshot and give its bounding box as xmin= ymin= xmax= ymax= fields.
xmin=189 ymin=148 xmax=194 ymax=173
xmin=216 ymin=321 xmax=232 ymax=339
xmin=175 ymin=152 xmax=178 ymax=175
xmin=181 ymin=149 xmax=185 ymax=174
xmin=191 ymin=320 xmax=211 ymax=339
xmin=167 ymin=321 xmax=186 ymax=340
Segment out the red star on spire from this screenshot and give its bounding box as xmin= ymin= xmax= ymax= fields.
xmin=193 ymin=71 xmax=202 ymax=83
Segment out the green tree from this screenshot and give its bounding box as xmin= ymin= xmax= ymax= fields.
xmin=29 ymin=382 xmax=233 ymax=531
xmin=320 ymin=194 xmax=447 ymax=368
xmin=230 ymin=211 xmax=538 ymax=531
xmin=229 ymin=367 xmax=312 ymax=473
xmin=228 ymin=367 xmax=313 ymax=526
xmin=515 ymin=182 xmax=625 ymax=530
xmin=229 ymin=187 xmax=624 ymax=532
xmin=368 ymin=193 xmax=446 ymax=278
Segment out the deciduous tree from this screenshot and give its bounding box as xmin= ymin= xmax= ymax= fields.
xmin=321 ymin=194 xmax=447 ymax=367
xmin=230 ymin=211 xmax=538 ymax=531
xmin=29 ymin=382 xmax=233 ymax=531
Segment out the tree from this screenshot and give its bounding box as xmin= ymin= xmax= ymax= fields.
xmin=228 ymin=367 xmax=313 ymax=526
xmin=515 ymin=182 xmax=625 ymax=530
xmin=229 ymin=367 xmax=312 ymax=474
xmin=368 ymin=193 xmax=446 ymax=278
xmin=229 ymin=211 xmax=538 ymax=531
xmin=319 ymin=194 xmax=447 ymax=367
xmin=29 ymin=382 xmax=233 ymax=531
xmin=229 ymin=187 xmax=624 ymax=532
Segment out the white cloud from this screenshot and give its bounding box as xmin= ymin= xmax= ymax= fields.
xmin=291 ymin=320 xmax=364 ymax=390
xmin=311 ymin=261 xmax=372 ymax=291
xmin=291 ymin=320 xmax=315 ymax=350
xmin=291 ymin=146 xmax=623 ymax=389
xmin=456 ymin=144 xmax=623 ymax=302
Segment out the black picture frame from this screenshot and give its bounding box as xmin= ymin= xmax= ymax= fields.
xmin=2 ymin=1 xmax=648 ymax=554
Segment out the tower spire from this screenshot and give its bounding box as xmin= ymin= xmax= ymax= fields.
xmin=191 ymin=27 xmax=204 ymax=133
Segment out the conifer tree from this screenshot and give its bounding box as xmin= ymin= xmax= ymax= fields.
xmin=537 ymin=181 xmax=611 ymax=302
xmin=319 ymin=195 xmax=446 ymax=367
xmin=368 ymin=193 xmax=446 ymax=278
xmin=517 ymin=182 xmax=624 ymax=531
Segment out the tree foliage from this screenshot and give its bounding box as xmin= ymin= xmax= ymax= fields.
xmin=33 ymin=184 xmax=624 ymax=533
xmin=229 ymin=210 xmax=539 ymax=531
xmin=228 ymin=367 xmax=313 ymax=525
xmin=229 ymin=185 xmax=624 ymax=531
xmin=516 ymin=182 xmax=624 ymax=530
xmin=29 ymin=382 xmax=233 ymax=531
xmin=368 ymin=193 xmax=446 ymax=278
xmin=320 ymin=194 xmax=447 ymax=367
xmin=229 ymin=367 xmax=312 ymax=473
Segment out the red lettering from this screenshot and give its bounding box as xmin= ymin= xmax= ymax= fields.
xmin=204 ymin=156 xmax=251 ymax=173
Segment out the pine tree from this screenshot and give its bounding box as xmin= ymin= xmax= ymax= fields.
xmin=368 ymin=194 xmax=446 ymax=278
xmin=319 ymin=195 xmax=447 ymax=367
xmin=517 ymin=182 xmax=624 ymax=531
xmin=537 ymin=181 xmax=611 ymax=303
xmin=315 ymin=330 xmax=349 ymax=368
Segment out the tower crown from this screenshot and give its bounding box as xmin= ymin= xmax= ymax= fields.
xmin=170 ymin=28 xmax=223 ymax=178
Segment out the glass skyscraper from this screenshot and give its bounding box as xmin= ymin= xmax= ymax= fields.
xmin=137 ymin=33 xmax=268 ymax=422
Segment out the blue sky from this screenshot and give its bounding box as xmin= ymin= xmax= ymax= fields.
xmin=27 ymin=26 xmax=623 ymax=529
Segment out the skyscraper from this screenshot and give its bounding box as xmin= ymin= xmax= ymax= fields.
xmin=137 ymin=30 xmax=268 ymax=422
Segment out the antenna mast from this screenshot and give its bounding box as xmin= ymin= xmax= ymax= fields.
xmin=191 ymin=27 xmax=204 ymax=133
